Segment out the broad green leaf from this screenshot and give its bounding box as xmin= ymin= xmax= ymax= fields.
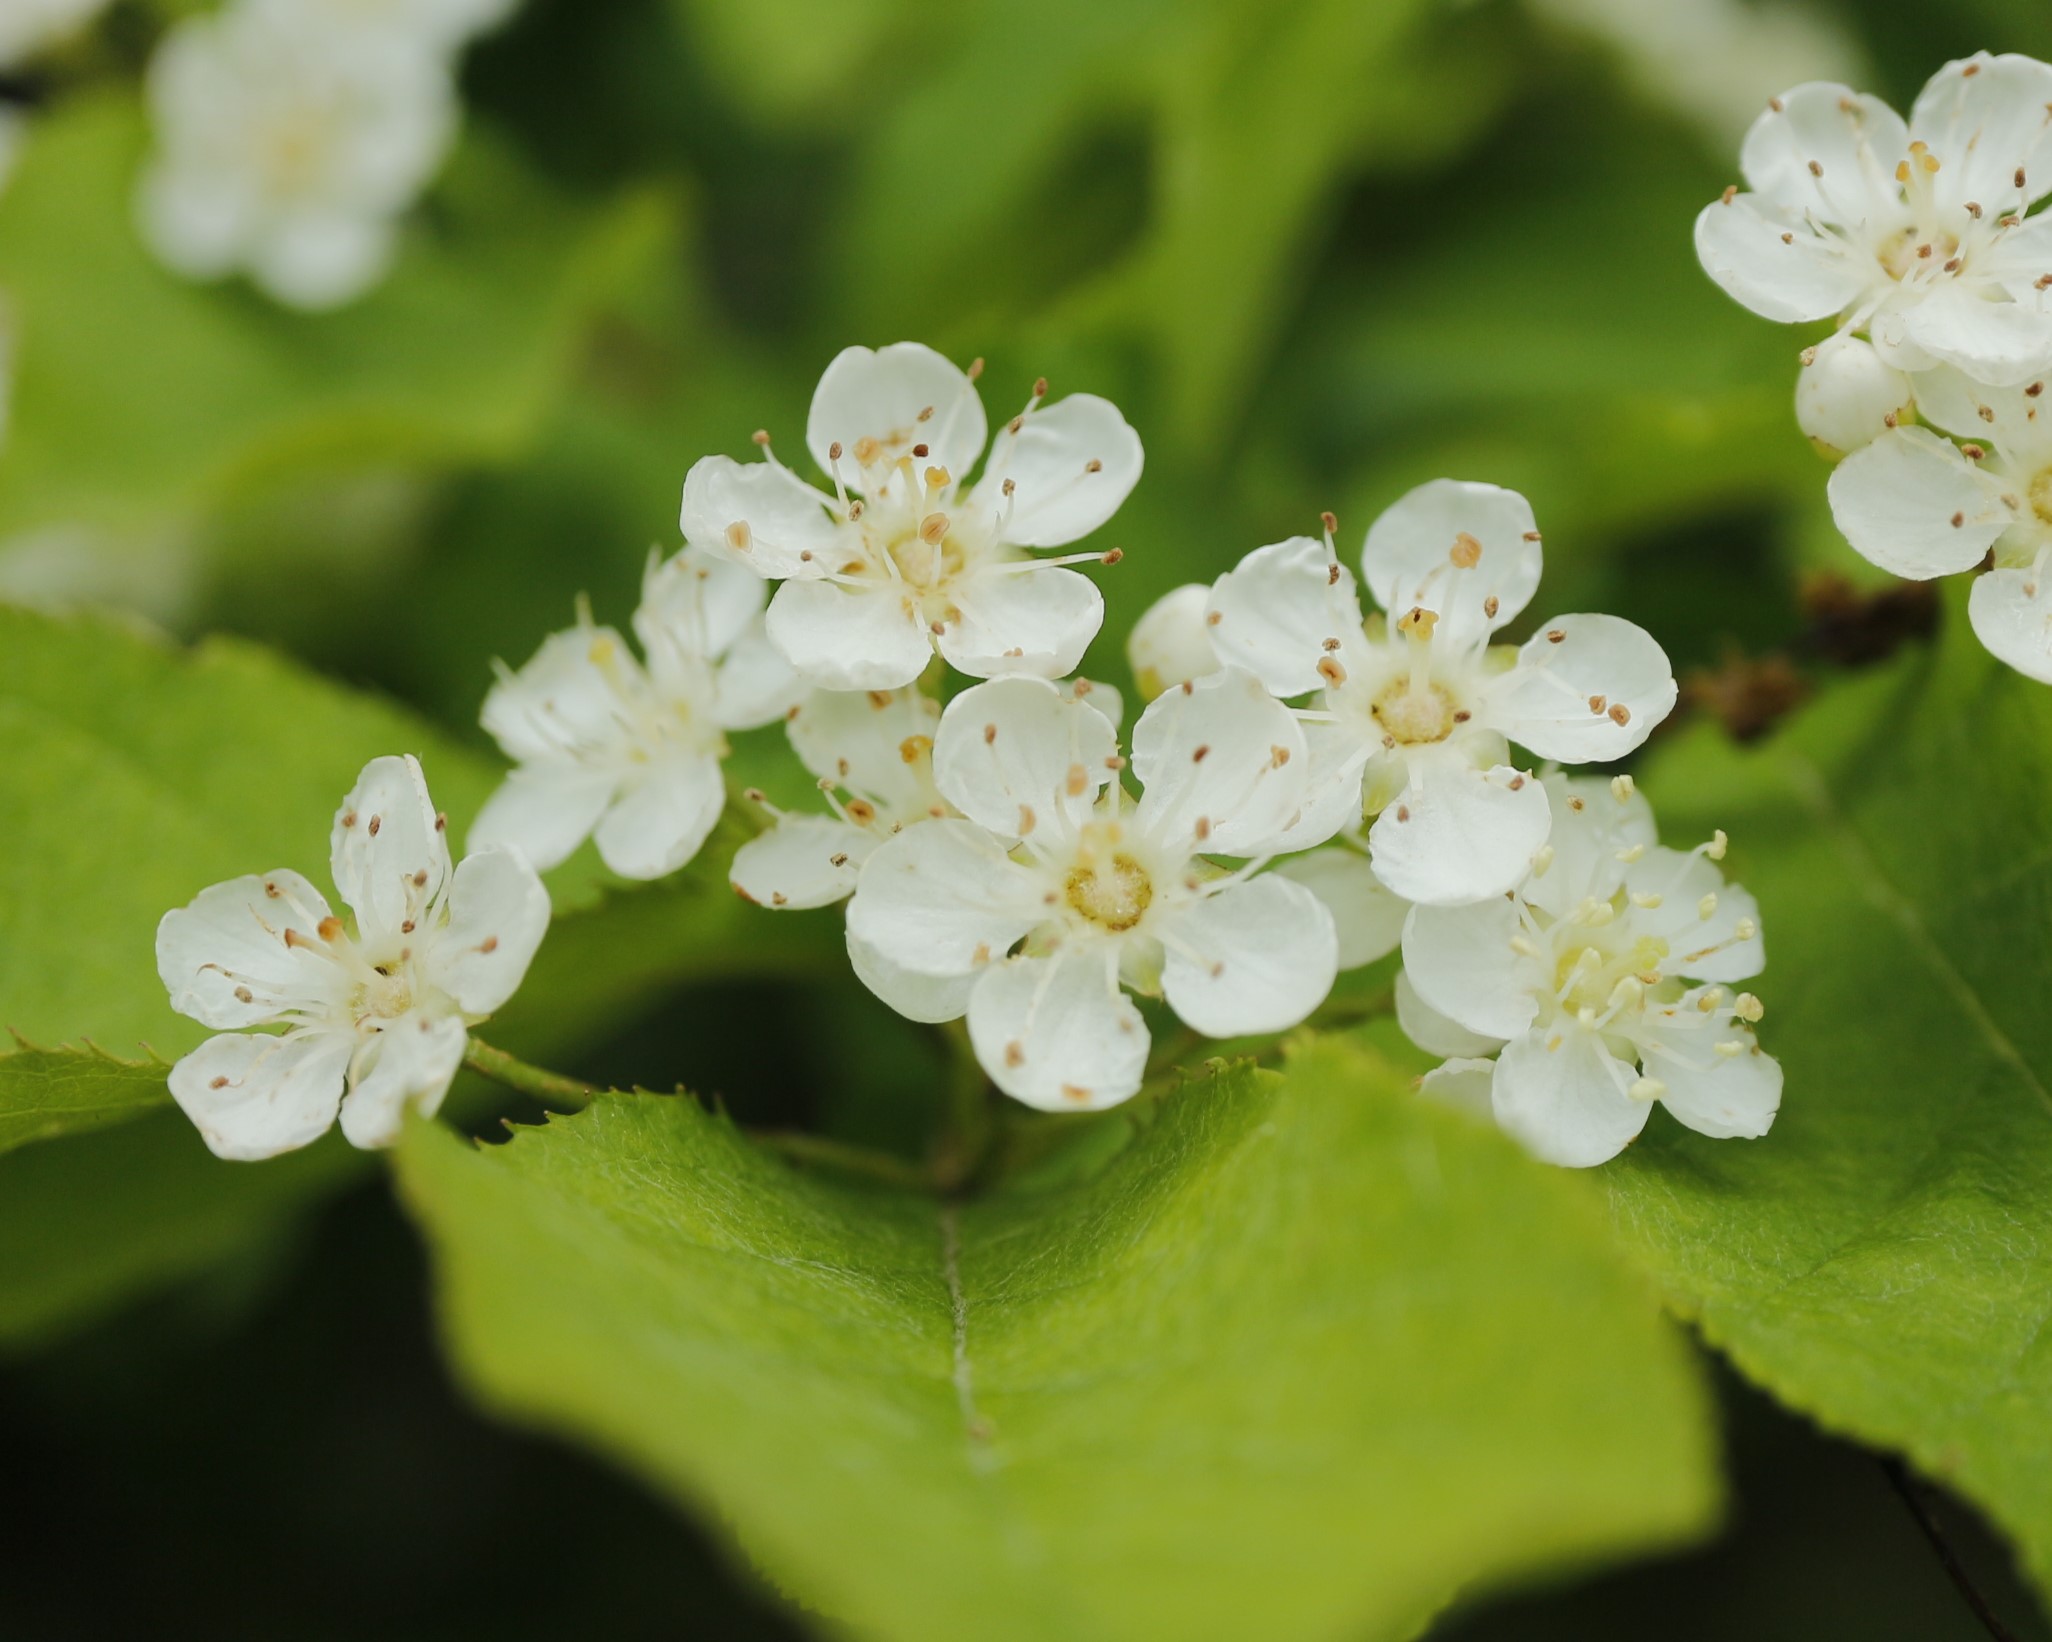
xmin=1609 ymin=605 xmax=2052 ymax=1598
xmin=398 ymin=1032 xmax=1718 ymax=1642
xmin=0 ymin=1108 xmax=356 ymax=1346
xmin=0 ymin=92 xmax=667 ymax=539
xmin=0 ymin=1046 xmax=169 ymax=1155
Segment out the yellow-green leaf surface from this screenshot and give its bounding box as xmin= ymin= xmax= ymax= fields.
xmin=1609 ymin=608 xmax=2052 ymax=1596
xmin=0 ymin=93 xmax=664 ymax=538
xmin=0 ymin=1046 xmax=170 ymax=1155
xmin=399 ymin=1034 xmax=1717 ymax=1642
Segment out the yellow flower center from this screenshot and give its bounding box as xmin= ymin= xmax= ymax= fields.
xmin=1371 ymin=679 xmax=1459 ymax=744
xmin=1064 ymin=851 xmax=1154 ymax=933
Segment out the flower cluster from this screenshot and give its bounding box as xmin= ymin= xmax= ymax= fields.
xmin=136 ymin=0 xmax=517 ymax=310
xmin=1697 ymin=51 xmax=2052 ymax=682
xmin=156 ymin=338 xmax=1779 ymax=1172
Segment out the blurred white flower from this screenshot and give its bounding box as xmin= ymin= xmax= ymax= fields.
xmin=845 ymin=670 xmax=1335 ymax=1111
xmin=1696 ymin=53 xmax=2052 ymax=386
xmin=681 ymin=342 xmax=1142 ymax=691
xmin=1828 ymin=365 xmax=2052 ymax=680
xmin=252 ymin=0 xmax=518 ymax=52
xmin=157 ymin=755 xmax=550 ymax=1159
xmin=136 ymin=3 xmax=457 ymax=310
xmin=1205 ymin=481 xmax=1676 ymax=907
xmin=473 ymin=552 xmax=799 ymax=881
xmin=1399 ymin=773 xmax=1779 ymax=1168
xmin=1127 ymin=581 xmax=1220 ymax=703
xmin=0 ymin=0 xmax=112 ymax=69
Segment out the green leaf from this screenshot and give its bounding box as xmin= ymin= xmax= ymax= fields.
xmin=0 ymin=1108 xmax=356 ymax=1347
xmin=0 ymin=92 xmax=667 ymax=540
xmin=1609 ymin=605 xmax=2052 ymax=1598
xmin=0 ymin=1045 xmax=170 ymax=1156
xmin=398 ymin=1032 xmax=1718 ymax=1642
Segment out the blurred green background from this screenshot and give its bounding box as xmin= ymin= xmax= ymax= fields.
xmin=3 ymin=0 xmax=2050 ymax=1634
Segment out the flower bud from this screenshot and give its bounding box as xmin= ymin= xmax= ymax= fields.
xmin=1127 ymin=583 xmax=1219 ymax=701
xmin=1795 ymin=336 xmax=1915 ymax=460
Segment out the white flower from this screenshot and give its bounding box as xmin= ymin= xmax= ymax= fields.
xmin=845 ymin=669 xmax=1337 ymax=1111
xmin=680 ymin=342 xmax=1143 ymax=691
xmin=136 ymin=5 xmax=457 ymax=310
xmin=1272 ymin=846 xmax=1407 ymax=970
xmin=1204 ymin=481 xmax=1677 ymax=906
xmin=472 ymin=551 xmax=799 ymax=880
xmin=0 ymin=0 xmax=111 ymax=68
xmin=249 ymin=0 xmax=518 ymax=52
xmin=1795 ymin=333 xmax=1916 ymax=458
xmin=1127 ymin=582 xmax=1221 ymax=701
xmin=1828 ymin=364 xmax=2052 ymax=680
xmin=157 ymin=755 xmax=550 ymax=1159
xmin=1696 ymin=54 xmax=2052 ymax=386
xmin=731 ymin=676 xmax=1120 ymax=913
xmin=1399 ymin=773 xmax=1781 ymax=1168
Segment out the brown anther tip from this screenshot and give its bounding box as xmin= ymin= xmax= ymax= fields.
xmin=1181 ymin=679 xmax=1195 ymax=695
xmin=916 ymin=404 xmax=935 ymax=422
xmin=1608 ymin=703 xmax=1631 ymax=726
xmin=341 ymin=811 xmax=357 ymax=830
xmin=434 ymin=812 xmax=447 ymax=832
xmin=1005 ymin=1041 xmax=1025 ymax=1068
xmin=367 ymin=815 xmax=382 ymax=837
xmin=263 ymin=881 xmax=281 ymax=897
xmin=828 ymin=440 xmax=843 ymax=460
xmin=1100 ymin=547 xmax=1124 ymax=565
xmin=1508 ymin=775 xmax=1525 ymax=791
xmin=2019 ymin=167 xmax=2030 ymax=189
xmin=412 ymin=869 xmax=428 ymax=888
xmin=911 ymin=442 xmax=929 ymax=459
xmin=743 ymin=787 xmax=767 ymax=804
xmin=1270 ymin=744 xmax=1291 ymax=767
xmin=1521 ymin=530 xmax=1542 ymax=542
xmin=211 ymin=1075 xmax=230 ymax=1089
xmin=1952 ymin=511 xmax=1965 ymax=527
xmin=2030 ymin=382 xmax=2045 ymax=397
xmin=317 ymin=916 xmax=344 ymax=942
xmin=1191 ymin=744 xmax=1211 ymax=763
xmin=1084 ymin=458 xmax=1103 ymax=474
xmin=984 ymin=722 xmax=998 ymax=744
xmin=1799 ymin=346 xmax=1818 ymax=367
xmin=751 ymin=429 xmax=771 ymax=446
xmin=770 ymin=893 xmax=788 ymax=907
xmin=1720 ymin=184 xmax=1738 ymax=204
xmin=1967 ymin=201 xmax=1984 ymax=218
xmin=1193 ymin=817 xmax=1212 ymax=841
xmin=1395 ymin=805 xmax=1411 ymax=822
xmin=1547 ymin=628 xmax=1566 ymax=643
xmin=1963 ymin=443 xmax=1987 ymax=460
xmin=1483 ymin=595 xmax=1499 ymax=618
xmin=1452 ymin=709 xmax=1471 ymax=723
xmin=1316 ymin=655 xmax=1347 ymax=686
xmin=967 ymin=357 xmax=985 ymax=380
xmin=1768 ymin=95 xmax=1784 ymax=112
xmin=1320 ymin=510 xmax=1339 ymax=533
xmin=401 ymin=919 xmax=415 ymax=935
xmin=1032 ymin=376 xmax=1049 ymax=397
xmin=1449 ymin=531 xmax=1482 ymax=569
xmin=1587 ymin=694 xmax=1608 ymax=714
xmin=1327 ymin=563 xmax=1341 ymax=586
xmin=1322 ymin=636 xmax=1342 ymax=651
xmin=1808 ymin=159 xmax=1823 ymax=177
xmin=480 ymin=935 xmax=499 ymax=954
xmin=1884 ymin=412 xmax=1899 ymax=427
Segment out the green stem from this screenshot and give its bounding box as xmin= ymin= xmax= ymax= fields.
xmin=462 ymin=1037 xmax=598 ymax=1108
xmin=929 ymin=1020 xmax=997 ymax=1194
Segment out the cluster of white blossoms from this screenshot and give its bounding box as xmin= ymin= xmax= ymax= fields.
xmin=157 ymin=756 xmax=550 ymax=1159
xmin=1697 ymin=50 xmax=2052 ymax=682
xmin=136 ymin=0 xmax=517 ymax=310
xmin=154 ymin=339 xmax=1779 ymax=1171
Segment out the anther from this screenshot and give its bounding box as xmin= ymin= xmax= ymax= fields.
xmin=1706 ymin=828 xmax=1728 ymax=860
xmin=1608 ymin=703 xmax=1631 ymax=726
xmin=1396 ymin=606 xmax=1438 ymax=639
xmin=917 ymin=405 xmax=935 ymax=423
xmin=1449 ymin=532 xmax=1482 ymax=568
xmin=1191 ymin=744 xmax=1210 ymax=763
xmin=1005 ymin=1041 xmax=1025 ymax=1067
xmin=1721 ymin=184 xmax=1737 ymax=204
xmin=368 ymin=815 xmax=382 ymax=837
xmin=1734 ymin=993 xmax=1765 ymax=1023
xmin=480 ymin=936 xmax=499 ymax=954
xmin=1587 ymin=694 xmax=1607 ymax=714
xmin=751 ymin=429 xmax=771 ymax=447
xmin=1270 ymin=744 xmax=1291 ymax=767
xmin=1715 ymin=1041 xmax=1746 ymax=1059
xmin=1483 ymin=595 xmax=1498 ymax=618
xmin=317 ymin=916 xmax=344 ymax=942
xmin=1067 ymin=762 xmax=1090 ymax=794
xmin=1628 ymin=1076 xmax=1666 ymax=1102
xmin=234 ymin=985 xmax=253 ymax=1003
xmin=1615 ymin=843 xmax=1646 ymax=864
xmin=1317 ymin=655 xmax=1347 ymax=686
xmin=1101 ymin=548 xmax=1124 ymax=565
xmin=1085 ymin=458 xmax=1103 ymax=474
xmin=919 ymin=512 xmax=950 ymax=544
xmin=1320 ymin=510 xmax=1338 ymax=533
xmin=846 ymin=798 xmax=877 ymax=825
xmin=984 ymin=722 xmax=998 ymax=744
xmin=1631 ymin=891 xmax=1663 ymax=909
xmin=1698 ymin=892 xmax=1718 ymax=920
xmin=1018 ymin=804 xmax=1037 ymax=836
xmin=911 ymin=443 xmax=929 ymax=459
xmin=1194 ymin=817 xmax=1212 ymax=842
xmin=1734 ymin=918 xmax=1757 ymax=942
xmin=1395 ymin=805 xmax=1411 ymax=823
xmin=1033 ymin=376 xmax=1049 ymax=397
xmin=900 ymin=734 xmax=933 ymax=764
xmin=1611 ymin=774 xmax=1635 ymax=802
xmin=1546 ymin=628 xmax=1566 ymax=643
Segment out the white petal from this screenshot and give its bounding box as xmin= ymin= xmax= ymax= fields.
xmin=429 ymin=846 xmax=551 ymax=1016
xmin=480 ymin=624 xmax=634 ymax=766
xmin=1492 ymin=1030 xmax=1651 ymax=1168
xmin=935 ymin=563 xmax=1103 ymax=681
xmin=1400 ymin=893 xmax=1541 ymax=1042
xmin=1826 ymin=426 xmax=2011 ymax=578
xmin=1909 ymin=366 xmax=2052 ymax=464
xmin=592 ymin=751 xmax=726 ymax=880
xmin=1131 ymin=667 xmax=1309 ymax=857
xmin=1969 ymin=563 xmax=2052 ymax=682
xmin=967 ymin=952 xmax=1148 ymax=1112
xmin=931 ymin=675 xmax=1117 ymax=838
xmin=805 ymin=342 xmax=987 ymax=484
xmin=1418 ymin=1057 xmax=1498 ymax=1122
xmin=679 ymin=455 xmax=842 ymax=578
xmin=844 ymin=818 xmax=1042 ymax=977
xmin=713 ymin=622 xmax=806 ymax=730
xmin=1738 ymin=82 xmax=1908 ymax=224
xmin=787 ymin=685 xmax=943 ymax=816
xmin=1159 ymin=875 xmax=1337 ymax=1036
xmin=1900 ymin=283 xmax=2052 ymax=389
xmin=137 ymin=165 xmax=253 ymax=280
xmin=468 ymin=766 xmax=616 ymax=873
xmin=1524 ymin=771 xmax=1658 ymax=919
xmin=1262 ymin=718 xmax=1371 ymax=853
xmin=1625 ymin=849 xmax=1766 ymax=983
xmin=1127 ymin=583 xmax=1221 ymax=702
xmin=765 ymin=577 xmax=932 ymax=691
xmin=1273 ymin=848 xmax=1407 ymax=969
xmin=1654 ymin=1032 xmax=1783 ymax=1140
xmin=1367 ymin=756 xmax=1550 ymax=907
xmin=731 ymin=815 xmax=873 ymax=910
xmin=169 ymin=1030 xmax=352 ymax=1161
xmin=1794 ymin=334 xmax=1917 ymax=459
xmin=636 ymin=549 xmax=765 ymax=673
xmin=247 ymin=209 xmax=395 ymax=311
xmin=978 ymin=393 xmax=1143 ymax=547
xmin=1360 ymin=479 xmax=1543 ymax=651
xmin=1692 ymin=195 xmax=1871 ymax=324
xmin=1205 ymin=535 xmax=1367 ymax=698
xmin=1487 ymin=614 xmax=1676 ymax=763
xmin=331 ymin=755 xmax=451 ymax=943
xmin=846 ymin=930 xmax=975 ymax=1024
xmin=338 ymin=1012 xmax=467 ymax=1150
xmin=1908 ymin=53 xmax=2052 ymax=217
xmin=156 ymin=870 xmax=337 ymax=1030
xmin=1063 ymin=676 xmax=1123 ymax=734
xmin=1395 ymin=968 xmax=1505 ymax=1059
